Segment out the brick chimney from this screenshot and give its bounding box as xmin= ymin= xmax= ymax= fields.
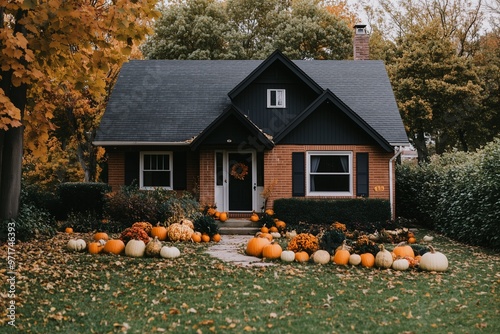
xmin=353 ymin=24 xmax=369 ymax=60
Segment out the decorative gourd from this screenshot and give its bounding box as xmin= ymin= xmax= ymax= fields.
xmin=250 ymin=213 xmax=259 ymax=222
xmin=375 ymin=245 xmax=393 ymax=269
xmin=349 ymin=253 xmax=362 ymax=266
xmin=360 ymin=253 xmax=375 ymax=268
xmin=392 ymin=258 xmax=410 ymax=271
xmin=211 ymin=234 xmax=221 ymax=243
xmin=246 ymin=237 xmax=271 ymax=257
xmin=333 ymin=241 xmax=350 ymax=265
xmin=103 ymin=239 xmax=125 ymax=255
xmin=151 ymin=225 xmax=168 ymax=241
xmin=65 ymin=227 xmax=73 ymax=234
xmin=262 ymin=242 xmax=282 ymax=260
xmin=280 ymin=250 xmax=295 ymax=262
xmin=132 ymin=222 xmax=153 ymax=235
xmin=393 ymin=242 xmax=415 ymax=258
xmin=180 ymin=218 xmax=194 ymax=230
xmin=88 ymin=241 xmax=105 ymax=254
xmin=191 ymin=232 xmax=202 ymax=243
xmin=294 ymin=251 xmax=310 ymax=262
xmin=145 ymin=237 xmax=162 ymax=257
xmin=93 ymin=232 xmax=109 ymax=241
xmin=167 ymin=223 xmax=194 ymax=242
xmin=419 ymin=245 xmax=448 ymax=272
xmin=275 ymin=220 xmax=286 ymax=230
xmin=160 ymin=246 xmax=181 ymax=259
xmin=201 ymin=234 xmax=211 ymax=242
xmin=219 ymin=212 xmax=228 ymax=222
xmin=67 ymin=239 xmax=86 ymax=252
xmin=312 ymin=250 xmax=331 ymax=265
xmin=125 ymin=239 xmax=146 ymax=258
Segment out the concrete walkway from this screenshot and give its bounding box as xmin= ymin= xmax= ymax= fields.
xmin=205 ymin=235 xmax=275 ymax=267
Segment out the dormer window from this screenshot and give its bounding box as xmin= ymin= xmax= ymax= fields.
xmin=267 ymin=89 xmax=286 ymax=108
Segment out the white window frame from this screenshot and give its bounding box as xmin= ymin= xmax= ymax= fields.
xmin=267 ymin=89 xmax=286 ymax=108
xmin=139 ymin=151 xmax=173 ymax=190
xmin=306 ymin=151 xmax=353 ymax=196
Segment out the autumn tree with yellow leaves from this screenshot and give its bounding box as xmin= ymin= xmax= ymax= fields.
xmin=0 ymin=0 xmax=159 ymax=220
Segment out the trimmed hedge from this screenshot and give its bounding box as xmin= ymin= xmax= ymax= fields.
xmin=58 ymin=182 xmax=111 ymax=218
xmin=396 ymin=138 xmax=500 ymax=249
xmin=273 ymin=198 xmax=391 ymax=228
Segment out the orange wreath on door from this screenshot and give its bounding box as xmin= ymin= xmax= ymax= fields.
xmin=230 ymin=162 xmax=248 ymax=181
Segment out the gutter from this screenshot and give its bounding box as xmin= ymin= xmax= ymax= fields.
xmin=92 ymin=141 xmax=191 ymax=146
xmin=389 ymin=146 xmax=403 ymax=220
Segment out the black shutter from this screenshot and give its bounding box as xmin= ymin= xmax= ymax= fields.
xmin=292 ymin=152 xmax=305 ymax=197
xmin=356 ymin=153 xmax=369 ymax=197
xmin=125 ymin=152 xmax=139 ymax=186
xmin=173 ymin=151 xmax=187 ymax=190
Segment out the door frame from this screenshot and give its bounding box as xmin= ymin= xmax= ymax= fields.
xmin=214 ymin=150 xmax=258 ymax=213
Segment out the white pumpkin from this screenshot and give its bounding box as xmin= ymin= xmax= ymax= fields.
xmin=312 ymin=250 xmax=331 ymax=265
xmin=270 ymin=232 xmax=281 ymax=239
xmin=375 ymin=245 xmax=393 ymax=269
xmin=280 ymin=250 xmax=295 ymax=262
xmin=392 ymin=258 xmax=410 ymax=271
xmin=349 ymin=253 xmax=362 ymax=266
xmin=160 ymin=246 xmax=181 ymax=259
xmin=419 ymin=245 xmax=448 ymax=272
xmin=125 ymin=239 xmax=146 ymax=258
xmin=67 ymin=239 xmax=86 ymax=252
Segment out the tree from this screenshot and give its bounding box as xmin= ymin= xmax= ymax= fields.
xmin=0 ymin=0 xmax=159 ymax=220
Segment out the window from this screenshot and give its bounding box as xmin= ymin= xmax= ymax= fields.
xmin=267 ymin=89 xmax=286 ymax=108
xmin=306 ymin=152 xmax=352 ymax=196
xmin=140 ymin=152 xmax=172 ymax=189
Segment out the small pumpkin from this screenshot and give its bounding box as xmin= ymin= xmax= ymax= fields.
xmin=275 ymin=220 xmax=286 ymax=230
xmin=103 ymin=239 xmax=125 ymax=255
xmin=294 ymin=251 xmax=310 ymax=263
xmin=151 ymin=225 xmax=168 ymax=241
xmin=419 ymin=245 xmax=448 ymax=272
xmin=93 ymin=232 xmax=109 ymax=241
xmin=408 ymin=237 xmax=417 ymax=244
xmin=375 ymin=245 xmax=393 ymax=269
xmin=270 ymin=232 xmax=281 ymax=239
xmin=211 ymin=233 xmax=222 ymax=243
xmin=250 ymin=213 xmax=259 ymax=222
xmin=145 ymin=236 xmax=162 ymax=257
xmin=191 ymin=232 xmax=202 ymax=243
xmin=65 ymin=227 xmax=73 ymax=234
xmin=265 ymin=209 xmax=274 ymax=216
xmin=349 ymin=253 xmax=362 ymax=266
xmin=360 ymin=253 xmax=375 ymax=268
xmin=393 ymin=242 xmax=415 ymax=258
xmin=67 ymin=239 xmax=86 ymax=252
xmin=269 ymin=226 xmax=279 ymax=233
xmin=312 ymin=250 xmax=331 ymax=265
xmin=262 ymin=242 xmax=283 ymax=260
xmin=201 ymin=234 xmax=211 ymax=243
xmin=280 ymin=250 xmax=295 ymax=262
xmin=246 ymin=237 xmax=271 ymax=257
xmin=88 ymin=241 xmax=105 ymax=254
xmin=219 ymin=212 xmax=228 ymax=222
xmin=392 ymin=258 xmax=410 ymax=271
xmin=125 ymin=239 xmax=146 ymax=258
xmin=160 ymin=246 xmax=181 ymax=259
xmin=333 ymin=241 xmax=350 ymax=265
xmin=260 ymin=226 xmax=269 ymax=233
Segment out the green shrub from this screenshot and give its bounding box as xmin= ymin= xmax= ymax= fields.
xmin=396 ymin=138 xmax=500 ymax=249
xmin=273 ymin=198 xmax=391 ymax=230
xmin=63 ymin=211 xmax=125 ymax=233
xmin=58 ymin=182 xmax=111 ymax=218
xmin=1 ymin=203 xmax=56 ymax=241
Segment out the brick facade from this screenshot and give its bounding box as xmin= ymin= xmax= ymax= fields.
xmin=107 ymin=151 xmax=125 ymax=191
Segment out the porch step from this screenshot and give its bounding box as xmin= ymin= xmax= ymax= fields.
xmin=218 ymin=218 xmax=261 ymax=235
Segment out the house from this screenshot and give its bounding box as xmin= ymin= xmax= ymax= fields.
xmin=94 ymin=26 xmax=409 ymax=218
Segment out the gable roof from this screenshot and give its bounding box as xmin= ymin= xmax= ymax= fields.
xmin=94 ymin=54 xmax=409 ymax=147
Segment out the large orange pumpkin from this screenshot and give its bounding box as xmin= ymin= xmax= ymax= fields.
xmin=360 ymin=253 xmax=375 ymax=268
xmin=103 ymin=239 xmax=125 ymax=255
xmin=333 ymin=241 xmax=350 ymax=265
xmin=246 ymin=237 xmax=271 ymax=257
xmin=294 ymin=251 xmax=310 ymax=262
xmin=93 ymin=232 xmax=109 ymax=241
xmin=151 ymin=225 xmax=168 ymax=241
xmin=393 ymin=242 xmax=415 ymax=258
xmin=262 ymin=242 xmax=282 ymax=260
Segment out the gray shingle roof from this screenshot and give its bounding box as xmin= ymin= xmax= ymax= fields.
xmin=94 ymin=58 xmax=409 ymax=146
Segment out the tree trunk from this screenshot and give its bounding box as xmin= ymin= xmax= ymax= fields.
xmin=414 ymin=129 xmax=430 ymax=164
xmin=0 ymin=126 xmax=23 ymax=220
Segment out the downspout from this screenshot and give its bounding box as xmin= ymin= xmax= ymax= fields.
xmin=389 ymin=146 xmax=403 ymax=220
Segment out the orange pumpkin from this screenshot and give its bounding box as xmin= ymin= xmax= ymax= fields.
xmin=408 ymin=237 xmax=417 ymax=244
xmin=103 ymin=239 xmax=125 ymax=255
xmin=207 ymin=207 xmax=216 ymax=216
xmin=393 ymin=242 xmax=415 ymax=258
xmin=258 ymin=232 xmax=273 ymax=241
xmin=360 ymin=253 xmax=375 ymax=268
xmin=93 ymin=232 xmax=109 ymax=241
xmin=250 ymin=213 xmax=259 ymax=222
xmin=295 ymin=251 xmax=310 ymax=262
xmin=191 ymin=232 xmax=202 ymax=243
xmin=260 ymin=226 xmax=269 ymax=233
xmin=201 ymin=234 xmax=211 ymax=243
xmin=151 ymin=225 xmax=168 ymax=241
xmin=211 ymin=234 xmax=221 ymax=243
xmin=265 ymin=209 xmax=274 ymax=216
xmin=333 ymin=241 xmax=350 ymax=265
xmin=65 ymin=227 xmax=73 ymax=234
xmin=269 ymin=226 xmax=279 ymax=233
xmin=219 ymin=212 xmax=228 ymax=222
xmin=262 ymin=242 xmax=282 ymax=260
xmin=275 ymin=220 xmax=286 ymax=230
xmin=246 ymin=237 xmax=271 ymax=257
xmin=88 ymin=242 xmax=104 ymax=254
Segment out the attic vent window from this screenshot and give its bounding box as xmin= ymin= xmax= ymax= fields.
xmin=267 ymin=89 xmax=286 ymax=108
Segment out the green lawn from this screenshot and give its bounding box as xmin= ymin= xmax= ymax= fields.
xmin=1 ymin=229 xmax=499 ymax=333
